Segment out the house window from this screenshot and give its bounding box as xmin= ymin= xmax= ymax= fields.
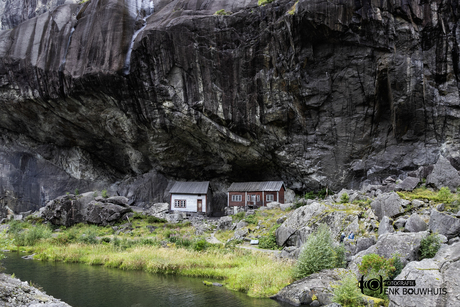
xmin=250 ymin=194 xmax=260 ymax=201
xmin=232 ymin=194 xmax=242 ymax=202
xmin=266 ymin=194 xmax=274 ymax=202
xmin=174 ymin=199 xmax=186 ymax=208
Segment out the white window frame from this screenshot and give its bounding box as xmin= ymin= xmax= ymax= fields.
xmin=174 ymin=199 xmax=186 ymax=208
xmin=266 ymin=194 xmax=274 ymax=202
xmin=231 ymin=194 xmax=242 ymax=202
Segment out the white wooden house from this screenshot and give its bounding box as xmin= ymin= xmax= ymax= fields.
xmin=169 ymin=181 xmax=211 ymax=214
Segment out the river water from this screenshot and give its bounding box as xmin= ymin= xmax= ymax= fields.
xmin=2 ymin=252 xmax=289 ymax=307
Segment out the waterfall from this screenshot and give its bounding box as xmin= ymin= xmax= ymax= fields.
xmin=123 ymin=0 xmax=155 ymax=75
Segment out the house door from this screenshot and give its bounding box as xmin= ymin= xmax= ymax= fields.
xmin=197 ymin=199 xmax=202 ymax=212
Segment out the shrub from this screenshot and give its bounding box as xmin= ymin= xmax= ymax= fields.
xmin=258 ymin=235 xmax=278 ymax=249
xmin=175 ymin=237 xmax=192 ymax=248
xmin=340 ymin=193 xmax=349 ymax=204
xmin=358 ymin=253 xmax=395 ymax=278
xmin=419 ymin=232 xmax=441 ymax=260
xmin=244 ymin=214 xmax=258 ymax=225
xmin=259 ymin=224 xmax=281 ymax=249
xmin=24 ymin=225 xmax=52 ymax=245
xmin=232 ymin=212 xmax=245 ymax=222
xmin=12 ymin=224 xmax=52 ymax=247
xmin=133 ymin=212 xmax=146 ymax=220
xmin=258 ymin=224 xmax=281 ymax=250
xmin=192 ymin=239 xmax=208 ymax=251
xmin=147 ymin=216 xmax=167 ymax=223
xmin=389 ymin=255 xmax=404 ymax=280
xmin=8 ymin=220 xmax=27 ymax=235
xmin=294 ymin=224 xmax=342 ymax=279
xmin=334 ymin=244 xmax=347 ymax=268
xmin=102 ymin=189 xmax=108 ymax=198
xmin=101 ymin=237 xmax=111 ymax=243
xmin=358 ymin=253 xmax=396 ymax=299
xmin=75 ymin=188 xmax=79 ymax=195
xmin=437 ymin=187 xmax=453 ymax=203
xmin=25 ymin=215 xmax=44 ymax=224
xmin=304 ymin=191 xmax=316 ymax=200
xmin=78 ymin=227 xmax=99 ymax=244
xmin=332 ymin=273 xmax=363 ymax=307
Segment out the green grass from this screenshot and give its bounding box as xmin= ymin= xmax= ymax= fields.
xmin=25 ymin=241 xmax=293 ymax=297
xmin=4 ymin=219 xmax=293 ymax=298
xmin=214 ymin=9 xmax=231 ymax=15
xmin=397 ymin=186 xmax=458 ymax=204
xmin=258 ymin=0 xmax=274 ymax=5
xmin=288 ymin=1 xmax=298 ymax=15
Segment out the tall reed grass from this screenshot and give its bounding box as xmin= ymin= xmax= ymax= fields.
xmin=30 ymin=242 xmax=293 ymax=297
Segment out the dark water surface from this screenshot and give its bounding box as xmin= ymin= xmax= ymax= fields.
xmin=2 ymin=252 xmax=288 ymax=307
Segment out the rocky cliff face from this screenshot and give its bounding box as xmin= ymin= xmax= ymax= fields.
xmin=1 ymin=0 xmax=460 ymax=212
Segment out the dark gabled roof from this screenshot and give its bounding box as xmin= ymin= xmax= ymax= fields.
xmin=227 ymin=181 xmax=284 ymax=192
xmin=169 ymin=181 xmax=210 ymax=194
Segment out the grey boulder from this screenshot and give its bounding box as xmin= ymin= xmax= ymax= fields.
xmin=41 ymin=193 xmax=131 ymax=226
xmin=216 ymin=216 xmax=234 ymax=230
xmin=389 ymin=242 xmax=460 ymax=307
xmin=393 ymin=217 xmax=407 ymax=230
xmin=429 ymin=210 xmax=460 ymax=239
xmin=405 ymin=213 xmax=427 ymax=232
xmin=395 ymin=176 xmax=420 ymax=191
xmin=147 ymin=203 xmax=170 ymax=216
xmin=349 ymin=231 xmax=428 ymax=275
xmin=371 ymin=192 xmax=407 ymax=220
xmin=426 ymin=156 xmax=460 ymax=192
xmin=275 ymin=202 xmax=326 ymax=246
xmin=355 ymin=236 xmax=376 ymax=254
xmin=378 ymin=216 xmax=394 ymax=237
xmin=105 ymin=196 xmax=129 ymax=207
xmin=271 ymin=268 xmax=345 ymax=306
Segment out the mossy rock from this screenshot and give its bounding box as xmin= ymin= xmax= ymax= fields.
xmin=362 ymin=295 xmax=385 ymax=305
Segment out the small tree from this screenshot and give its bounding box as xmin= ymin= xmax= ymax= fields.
xmin=419 ymin=232 xmax=441 ymax=260
xmin=340 ymin=193 xmax=349 ymax=204
xmin=332 ymin=273 xmax=363 ymax=307
xmin=358 ymin=253 xmax=396 ymax=299
xmin=294 ymin=224 xmax=342 ymax=279
xmin=437 ymin=187 xmax=453 ymax=203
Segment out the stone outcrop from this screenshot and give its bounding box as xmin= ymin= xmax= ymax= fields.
xmin=349 ymin=231 xmax=428 ymax=275
xmin=0 ymin=273 xmax=71 ymax=306
xmin=0 ymin=0 xmax=79 ymax=30
xmin=371 ymin=193 xmax=407 ymax=220
xmin=271 ymin=268 xmax=345 ymax=306
xmin=426 ymin=156 xmax=460 ymax=192
xmin=146 ymin=202 xmax=169 ymax=217
xmin=1 ymin=0 xmax=460 ymax=213
xmin=378 ymin=216 xmax=394 ymax=237
xmin=405 ymin=213 xmax=427 ymax=232
xmin=389 ymin=242 xmax=460 ymax=307
xmin=276 ymin=202 xmax=359 ymax=249
xmin=216 ymin=216 xmax=233 ymax=231
xmin=395 ymin=176 xmax=420 ymax=192
xmin=41 ymin=192 xmax=132 ymax=226
xmin=275 ymin=202 xmax=326 ymax=247
xmin=429 ymin=210 xmax=460 ymax=239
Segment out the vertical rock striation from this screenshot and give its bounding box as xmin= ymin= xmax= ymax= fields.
xmin=1 ymin=0 xmax=460 ymax=211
